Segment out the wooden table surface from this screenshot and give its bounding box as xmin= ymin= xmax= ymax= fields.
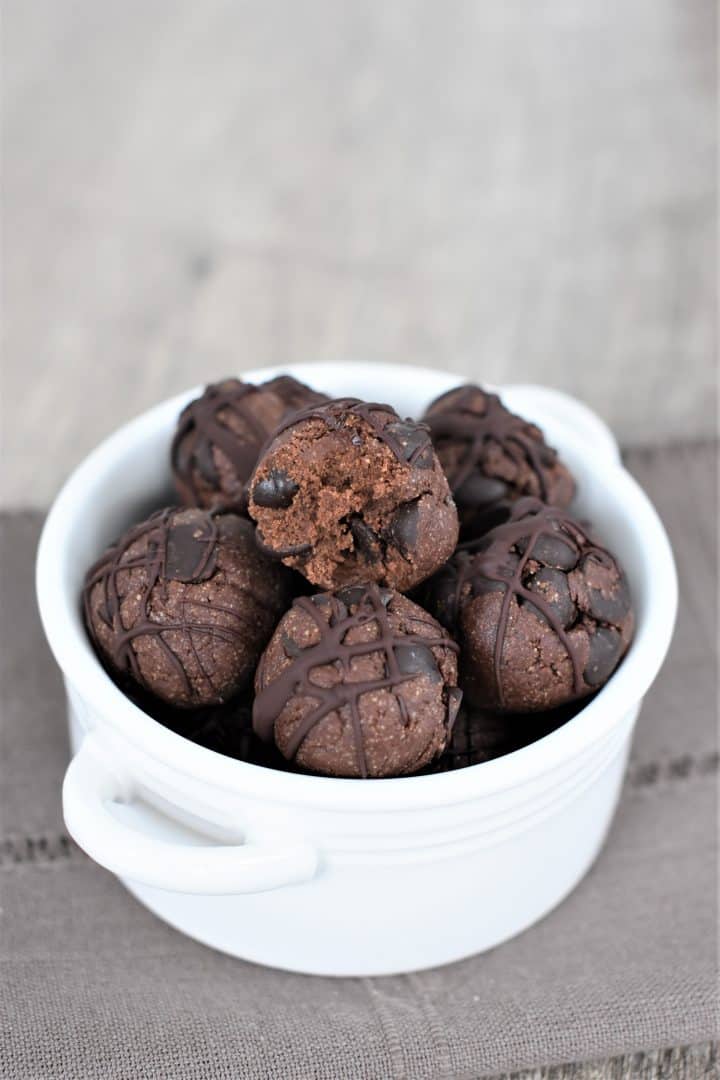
xmin=1 ymin=0 xmax=715 ymax=508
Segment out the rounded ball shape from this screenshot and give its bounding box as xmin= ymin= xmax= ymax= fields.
xmin=248 ymin=398 xmax=459 ymax=592
xmin=83 ymin=507 xmax=289 ymax=708
xmin=423 ymin=385 xmax=575 ymax=539
xmin=425 ymin=498 xmax=634 ymax=712
xmin=171 ymin=376 xmax=328 ymax=511
xmin=253 ymin=584 xmax=462 ymax=778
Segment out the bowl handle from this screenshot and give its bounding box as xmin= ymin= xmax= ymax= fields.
xmin=62 ymin=732 xmax=318 ymax=895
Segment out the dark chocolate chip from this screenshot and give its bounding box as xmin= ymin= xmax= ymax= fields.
xmin=584 ymin=626 xmax=623 ymax=686
xmin=390 ymin=500 xmax=421 ymax=557
xmin=516 ymin=530 xmax=579 ymax=570
xmin=395 ymin=643 xmax=441 ymax=681
xmin=585 ymin=568 xmax=632 ymax=626
xmin=252 ymin=469 xmax=299 ymax=509
xmin=454 ymin=473 xmax=508 ymax=508
xmin=165 ymin=523 xmax=217 ymax=582
xmin=530 ymin=533 xmax=579 ymax=570
xmin=349 ymin=515 xmax=383 ymax=563
xmin=194 ymin=436 xmax=219 ymax=484
xmin=525 ymin=567 xmax=576 ymax=628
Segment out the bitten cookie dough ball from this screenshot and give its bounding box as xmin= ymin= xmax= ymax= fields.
xmin=83 ymin=508 xmax=289 ymax=708
xmin=423 ymin=385 xmax=575 ymax=538
xmin=424 ymin=498 xmax=633 ymax=712
xmin=247 ymin=398 xmax=459 ymax=591
xmin=253 ymin=584 xmax=462 ymax=778
xmin=171 ymin=376 xmax=326 ymax=511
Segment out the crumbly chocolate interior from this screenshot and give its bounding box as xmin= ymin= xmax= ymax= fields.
xmin=248 ymin=400 xmax=459 ymax=592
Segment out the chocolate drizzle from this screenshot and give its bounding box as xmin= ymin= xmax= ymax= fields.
xmin=266 ymin=398 xmax=435 ymax=470
xmin=425 ymin=386 xmax=556 ymax=502
xmin=171 ymin=380 xmax=274 ymax=507
xmin=253 ymin=583 xmax=461 ymax=777
xmin=442 ymin=499 xmax=617 ymax=707
xmin=83 ymin=508 xmax=258 ymax=703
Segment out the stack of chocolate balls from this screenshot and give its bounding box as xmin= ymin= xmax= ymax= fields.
xmin=83 ymin=375 xmax=634 ymax=779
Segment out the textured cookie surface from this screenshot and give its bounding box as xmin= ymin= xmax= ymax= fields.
xmin=253 ymin=583 xmax=462 ymax=778
xmin=83 ymin=508 xmax=289 ymax=708
xmin=424 ymin=498 xmax=633 ymax=712
xmin=424 ymin=384 xmax=575 ymax=538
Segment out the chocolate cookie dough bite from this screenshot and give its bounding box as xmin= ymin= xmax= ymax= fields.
xmin=83 ymin=508 xmax=289 ymax=709
xmin=248 ymin=399 xmax=459 ymax=592
xmin=425 ymin=498 xmax=633 ymax=712
xmin=253 ymin=584 xmax=462 ymax=778
xmin=423 ymin=384 xmax=575 ymax=539
xmin=171 ymin=375 xmax=327 ymax=511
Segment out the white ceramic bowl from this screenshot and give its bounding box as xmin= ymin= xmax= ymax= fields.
xmin=36 ymin=363 xmax=677 ymax=976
